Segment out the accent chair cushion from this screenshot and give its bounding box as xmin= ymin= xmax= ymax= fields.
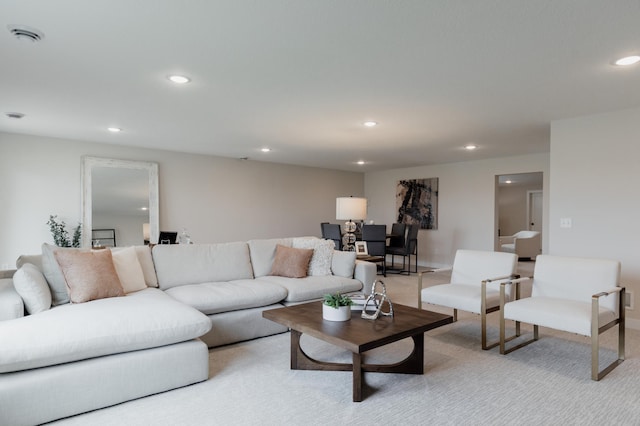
xmin=270 ymin=245 xmax=313 ymax=278
xmin=12 ymin=263 xmax=52 ymax=314
xmin=54 ymin=249 xmax=125 ymax=303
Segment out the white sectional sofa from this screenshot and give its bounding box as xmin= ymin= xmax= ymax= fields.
xmin=0 ymin=237 xmax=375 ymax=425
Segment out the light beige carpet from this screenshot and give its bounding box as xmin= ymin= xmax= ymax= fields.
xmin=50 ymin=263 xmax=639 ymax=425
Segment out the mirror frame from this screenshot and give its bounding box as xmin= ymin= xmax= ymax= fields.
xmin=81 ymin=156 xmax=159 ymax=248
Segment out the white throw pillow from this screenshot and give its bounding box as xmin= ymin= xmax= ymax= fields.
xmin=111 ymin=247 xmax=148 ymax=294
xmin=292 ymin=238 xmax=334 ymax=276
xmin=331 ymin=250 xmax=357 ymax=278
xmin=13 ymin=263 xmax=52 ymax=314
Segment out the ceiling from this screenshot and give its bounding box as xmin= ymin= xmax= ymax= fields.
xmin=1 ymin=1 xmax=640 ymax=172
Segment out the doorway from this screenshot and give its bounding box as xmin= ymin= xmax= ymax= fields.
xmin=495 ymin=172 xmax=543 ymax=251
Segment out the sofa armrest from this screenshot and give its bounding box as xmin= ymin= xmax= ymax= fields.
xmin=354 ymin=260 xmax=377 ymax=295
xmin=0 ymin=277 xmax=25 ymax=321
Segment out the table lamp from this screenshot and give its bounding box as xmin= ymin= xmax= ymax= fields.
xmin=336 ymin=196 xmax=367 ymax=251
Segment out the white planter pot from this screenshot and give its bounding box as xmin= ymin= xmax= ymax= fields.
xmin=322 ymin=304 xmax=351 ymax=321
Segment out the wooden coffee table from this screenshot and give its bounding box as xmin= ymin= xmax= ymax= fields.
xmin=262 ymin=301 xmax=453 ymax=402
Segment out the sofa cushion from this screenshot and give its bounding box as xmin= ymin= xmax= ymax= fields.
xmin=256 ymin=275 xmax=363 ymax=303
xmin=153 ymin=242 xmax=254 ymax=290
xmin=54 ymin=249 xmax=125 ymax=303
xmin=292 ymin=238 xmax=334 ymax=276
xmin=165 ymin=279 xmax=288 ymax=315
xmin=12 ymin=263 xmax=52 ymax=314
xmin=331 ymin=250 xmax=357 ymax=278
xmin=111 ymin=247 xmax=147 ymax=294
xmin=41 ymin=243 xmax=76 ymax=306
xmin=270 ymin=245 xmax=313 ymax=278
xmin=0 ymin=278 xmax=24 ymax=320
xmin=248 ymin=238 xmax=293 ymax=278
xmin=0 ymin=288 xmax=211 ymax=373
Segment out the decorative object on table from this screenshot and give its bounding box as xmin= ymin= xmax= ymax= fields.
xmin=322 ymin=292 xmax=354 ymax=321
xmin=47 ymin=215 xmax=82 ymax=247
xmin=336 ymin=196 xmax=367 ymax=251
xmin=396 ymin=178 xmax=438 ymax=229
xmin=361 ymin=279 xmax=394 ymax=320
xmin=178 ymin=228 xmax=192 ymax=244
xmin=354 ymin=241 xmax=368 ymax=256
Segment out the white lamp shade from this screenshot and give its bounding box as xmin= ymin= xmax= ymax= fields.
xmin=336 ymin=197 xmax=367 ymax=221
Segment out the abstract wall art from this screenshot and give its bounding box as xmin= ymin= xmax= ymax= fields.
xmin=395 ymin=178 xmax=438 ymax=229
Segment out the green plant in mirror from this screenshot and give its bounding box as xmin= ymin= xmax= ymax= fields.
xmin=323 ymin=292 xmax=354 ymax=309
xmin=47 ymin=215 xmax=82 ymax=248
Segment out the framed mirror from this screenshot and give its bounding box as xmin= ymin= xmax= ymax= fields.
xmin=81 ymin=156 xmax=159 ymax=248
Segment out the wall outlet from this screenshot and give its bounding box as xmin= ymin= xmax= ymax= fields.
xmin=560 ymin=217 xmax=572 ymax=228
xmin=625 ymin=291 xmax=634 ymax=310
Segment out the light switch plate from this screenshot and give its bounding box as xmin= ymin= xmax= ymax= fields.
xmin=560 ymin=218 xmax=572 ymax=228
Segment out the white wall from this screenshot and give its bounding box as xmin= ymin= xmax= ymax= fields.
xmin=550 ymin=106 xmax=640 ymax=323
xmin=498 ymin=183 xmax=543 ymax=236
xmin=364 ymin=153 xmax=550 ymax=268
xmin=0 ymin=132 xmax=363 ymax=268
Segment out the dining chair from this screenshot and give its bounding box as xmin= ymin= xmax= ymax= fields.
xmin=387 ymin=223 xmax=406 ymax=250
xmin=361 ymin=224 xmax=387 ymax=276
xmin=321 ymin=223 xmax=342 ymax=250
xmin=386 ymin=224 xmax=418 ymax=274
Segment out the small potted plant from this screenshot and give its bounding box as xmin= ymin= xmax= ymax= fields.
xmin=322 ymin=293 xmax=354 ymax=322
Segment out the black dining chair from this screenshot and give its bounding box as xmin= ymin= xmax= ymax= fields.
xmin=321 ymin=223 xmax=343 ymax=250
xmin=386 ymin=224 xmax=419 ymax=274
xmin=361 ymin=224 xmax=387 ymax=276
xmin=387 ymin=223 xmax=406 ymax=250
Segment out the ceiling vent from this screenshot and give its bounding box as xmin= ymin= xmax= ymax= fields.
xmin=5 ymin=112 xmax=25 ymax=119
xmin=7 ymin=25 xmax=44 ymax=42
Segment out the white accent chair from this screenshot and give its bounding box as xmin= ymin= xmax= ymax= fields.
xmin=499 ymin=255 xmax=625 ymax=381
xmin=499 ymin=230 xmax=541 ymax=260
xmin=419 ymin=250 xmax=519 ymax=349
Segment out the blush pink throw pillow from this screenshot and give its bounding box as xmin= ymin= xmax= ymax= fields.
xmin=54 ymin=249 xmax=125 ymax=303
xmin=270 ymin=244 xmax=314 ymax=278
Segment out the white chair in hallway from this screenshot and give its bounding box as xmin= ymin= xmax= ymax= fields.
xmin=499 ymin=230 xmax=541 ymax=260
xmin=419 ymin=250 xmax=519 ymax=349
xmin=499 ymin=255 xmax=625 ymax=381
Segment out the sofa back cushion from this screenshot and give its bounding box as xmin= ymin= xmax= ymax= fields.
xmin=248 ymin=238 xmax=293 ymax=278
xmin=153 ymin=242 xmax=253 ymax=290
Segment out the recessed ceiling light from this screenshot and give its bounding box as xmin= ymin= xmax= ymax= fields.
xmin=614 ymin=55 xmax=640 ymax=66
xmin=464 ymin=144 xmax=477 ymax=150
xmin=107 ymin=127 xmax=122 ymax=133
xmin=356 ymin=161 xmax=366 ymax=165
xmin=261 ymin=148 xmax=271 ymax=153
xmin=168 ymin=75 xmax=191 ymax=84
xmin=5 ymin=112 xmax=25 ymax=119
xmin=363 ymin=121 xmax=377 ymax=127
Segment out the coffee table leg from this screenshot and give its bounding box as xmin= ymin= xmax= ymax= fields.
xmin=290 ymin=329 xmax=301 ymax=369
xmin=353 ymin=353 xmax=363 ymax=402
